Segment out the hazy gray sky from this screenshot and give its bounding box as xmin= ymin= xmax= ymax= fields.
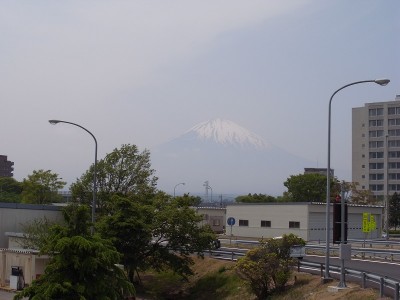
xmin=2 ymin=1 xmax=399 ymax=194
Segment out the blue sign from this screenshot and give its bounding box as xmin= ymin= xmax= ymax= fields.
xmin=227 ymin=217 xmax=235 ymax=226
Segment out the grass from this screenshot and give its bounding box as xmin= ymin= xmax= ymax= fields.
xmin=135 ymin=257 xmax=386 ymax=300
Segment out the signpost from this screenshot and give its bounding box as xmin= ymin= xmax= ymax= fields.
xmin=227 ymin=217 xmax=235 ymax=245
xmin=362 ymin=213 xmax=377 ymax=247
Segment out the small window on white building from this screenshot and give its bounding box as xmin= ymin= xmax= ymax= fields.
xmin=239 ymin=219 xmax=249 ymax=226
xmin=260 ymin=220 xmax=271 ymax=228
xmin=289 ymin=221 xmax=300 ymax=229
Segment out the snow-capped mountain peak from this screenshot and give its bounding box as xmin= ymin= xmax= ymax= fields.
xmin=184 ymin=118 xmax=270 ymax=150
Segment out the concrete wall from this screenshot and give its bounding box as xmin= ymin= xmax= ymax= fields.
xmin=0 ymin=203 xmax=63 ymax=248
xmin=226 ymin=202 xmax=384 ymax=242
xmin=226 ymin=203 xmax=310 ymax=240
xmin=195 ymin=207 xmax=226 ymax=233
xmin=0 ymin=250 xmax=50 ymax=287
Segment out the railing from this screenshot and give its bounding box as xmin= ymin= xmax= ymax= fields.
xmin=305 ymin=244 xmax=400 ymax=261
xmin=209 ymin=248 xmax=400 ymax=299
xmin=298 ymin=260 xmax=400 ymax=300
xmin=222 ymin=239 xmax=400 ymax=262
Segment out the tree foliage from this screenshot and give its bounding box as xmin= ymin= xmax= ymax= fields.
xmin=235 ymin=193 xmax=277 ymax=203
xmin=346 ymin=182 xmax=377 ymax=205
xmin=18 ymin=217 xmax=57 ymax=250
xmin=283 ymin=173 xmax=340 ymax=202
xmin=389 ymin=193 xmax=400 ymax=230
xmin=21 ymin=169 xmax=66 ymax=204
xmin=97 ymin=192 xmax=216 ymax=283
xmin=0 ymin=177 xmax=22 ymax=202
xmin=14 ymin=205 xmax=135 ymax=300
xmin=236 ymin=234 xmax=305 ymax=299
xmin=70 ymin=144 xmax=157 ymax=215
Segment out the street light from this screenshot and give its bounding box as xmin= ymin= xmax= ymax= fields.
xmin=385 ymin=134 xmax=389 ymax=241
xmin=324 ymin=79 xmax=390 ymax=281
xmin=174 ymin=182 xmax=185 ymax=197
xmin=49 ymin=120 xmax=98 ymax=235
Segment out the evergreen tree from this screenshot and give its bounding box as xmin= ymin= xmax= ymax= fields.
xmin=14 ymin=205 xmax=135 ymax=300
xmin=97 ymin=192 xmax=216 ymax=283
xmin=389 ymin=192 xmax=400 ymax=230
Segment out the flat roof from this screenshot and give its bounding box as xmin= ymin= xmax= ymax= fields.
xmin=227 ymin=202 xmax=384 ymax=208
xmin=0 ymin=202 xmax=62 ymax=211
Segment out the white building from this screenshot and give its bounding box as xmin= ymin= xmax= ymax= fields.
xmin=226 ymin=202 xmax=383 ymax=241
xmin=195 ymin=207 xmax=226 ymax=233
xmin=352 ymin=95 xmax=400 ymax=198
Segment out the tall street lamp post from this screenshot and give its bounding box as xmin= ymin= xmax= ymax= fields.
xmin=174 ymin=182 xmax=185 ymax=198
xmin=49 ymin=120 xmax=98 ymax=235
xmin=385 ymin=134 xmax=390 ymax=241
xmin=324 ymin=79 xmax=390 ymax=281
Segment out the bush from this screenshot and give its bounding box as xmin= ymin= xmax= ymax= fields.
xmin=235 ymin=234 xmax=305 ymax=299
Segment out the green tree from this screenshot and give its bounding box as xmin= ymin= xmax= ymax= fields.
xmin=283 ymin=173 xmax=340 ymax=202
xmin=14 ymin=204 xmax=135 ymax=300
xmin=235 ymin=193 xmax=277 ymax=203
xmin=0 ymin=177 xmax=22 ymax=202
xmin=70 ymin=144 xmax=157 ymax=215
xmin=236 ymin=234 xmax=305 ymax=299
xmin=389 ymin=192 xmax=400 ymax=230
xmin=97 ymin=192 xmax=216 ymax=284
xmin=21 ymin=170 xmax=66 ymax=204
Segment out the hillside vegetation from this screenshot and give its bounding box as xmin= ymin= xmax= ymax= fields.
xmin=136 ymin=257 xmax=384 ymax=300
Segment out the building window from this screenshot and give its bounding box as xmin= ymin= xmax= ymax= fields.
xmin=369 ymin=108 xmax=384 ymax=116
xmin=369 ymin=119 xmax=384 ymax=127
xmin=388 ymin=129 xmax=400 ymax=137
xmin=389 ymin=173 xmax=400 ymax=180
xmin=369 ymin=184 xmax=384 ymax=191
xmin=369 ymin=163 xmax=384 ymax=169
xmin=388 ymin=107 xmax=400 ymax=115
xmin=389 ymin=151 xmax=400 ymax=158
xmin=369 ymin=130 xmax=384 ymax=138
xmin=388 ymin=118 xmax=400 ymax=126
xmin=260 ymin=220 xmax=271 ymax=228
xmin=369 ymin=141 xmax=384 ymax=148
xmin=369 ymin=152 xmax=384 ymax=159
xmin=369 ymin=173 xmax=384 ymax=180
xmin=389 ymin=184 xmax=400 ymax=191
xmin=362 ymin=165 xmax=365 ymax=168
xmin=388 ymin=140 xmax=400 ymax=148
xmin=362 ymin=175 xmax=365 ymax=179
xmin=389 ymin=162 xmax=400 ymax=169
xmin=239 ymin=219 xmax=249 ymax=226
xmin=289 ymin=221 xmax=300 ymax=229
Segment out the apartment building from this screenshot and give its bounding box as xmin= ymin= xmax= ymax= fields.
xmin=0 ymin=155 xmax=14 ymax=177
xmin=352 ymin=95 xmax=400 ymax=198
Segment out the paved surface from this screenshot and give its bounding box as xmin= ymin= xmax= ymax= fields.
xmin=0 ymin=290 xmax=17 ymax=300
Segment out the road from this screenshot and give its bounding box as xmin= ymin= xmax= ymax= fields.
xmin=0 ymin=290 xmax=18 ymax=300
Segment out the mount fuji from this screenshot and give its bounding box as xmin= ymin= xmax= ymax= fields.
xmin=151 ymin=119 xmax=311 ymax=196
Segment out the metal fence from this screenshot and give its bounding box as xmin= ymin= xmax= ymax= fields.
xmin=209 ymin=246 xmax=400 ymax=299
xmin=298 ymin=260 xmax=400 ymax=300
